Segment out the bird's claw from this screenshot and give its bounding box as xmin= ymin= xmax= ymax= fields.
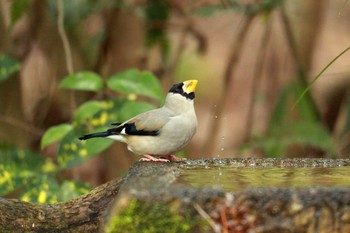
xmin=160 ymin=155 xmax=187 ymax=161
xmin=140 ymin=154 xmax=170 ymax=162
xmin=139 ymin=154 xmax=187 ymax=162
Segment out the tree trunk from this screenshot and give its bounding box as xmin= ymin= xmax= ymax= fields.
xmin=0 ymin=178 xmax=123 ymax=233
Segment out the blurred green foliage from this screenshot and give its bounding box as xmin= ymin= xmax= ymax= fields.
xmin=194 ymin=0 xmax=284 ymax=16
xmin=0 ymin=68 xmax=164 ymax=203
xmin=0 ymin=144 xmax=90 ymax=203
xmin=2 ymin=0 xmax=168 ymax=202
xmin=0 ymin=54 xmax=20 ymax=82
xmin=10 ymin=0 xmax=30 ymax=26
xmin=144 ymin=0 xmax=170 ymax=57
xmin=242 ymin=81 xmax=336 ymax=157
xmin=46 ymin=0 xmax=120 ymax=28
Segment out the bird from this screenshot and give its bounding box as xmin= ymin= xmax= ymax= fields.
xmin=79 ymin=80 xmax=198 ymax=162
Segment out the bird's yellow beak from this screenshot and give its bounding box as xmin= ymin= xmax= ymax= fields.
xmin=183 ymin=80 xmax=198 ymax=94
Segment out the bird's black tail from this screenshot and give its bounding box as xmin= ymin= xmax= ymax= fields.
xmin=79 ymin=131 xmax=111 ymax=140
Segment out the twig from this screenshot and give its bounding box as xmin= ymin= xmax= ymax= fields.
xmin=280 ymin=6 xmax=321 ymax=120
xmin=57 ymin=0 xmax=74 ymax=74
xmin=279 ymin=6 xmax=306 ymax=84
xmin=193 ymin=203 xmax=220 ymax=233
xmin=220 ymin=208 xmax=228 ymax=233
xmin=0 ymin=178 xmax=124 ymax=232
xmin=204 ymin=15 xmax=255 ymax=154
xmin=338 ymin=0 xmax=348 ymax=16
xmin=243 ymin=19 xmax=272 ymax=143
xmin=161 ymin=15 xmax=189 ymax=88
xmin=162 ymin=3 xmax=207 ymax=88
xmin=0 ymin=115 xmax=44 ymax=137
xmin=57 ymin=0 xmax=76 ymax=115
xmin=293 ymin=45 xmax=350 ymax=110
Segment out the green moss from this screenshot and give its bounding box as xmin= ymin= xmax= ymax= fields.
xmin=106 ymin=199 xmax=198 ymax=233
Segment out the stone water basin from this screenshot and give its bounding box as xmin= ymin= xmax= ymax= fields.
xmin=108 ymin=158 xmax=350 ymax=233
xmin=180 ymin=167 xmax=350 ymax=192
xmin=179 ymin=161 xmax=350 ymax=192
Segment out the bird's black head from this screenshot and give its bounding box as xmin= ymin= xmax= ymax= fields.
xmin=169 ymin=80 xmax=198 ymax=100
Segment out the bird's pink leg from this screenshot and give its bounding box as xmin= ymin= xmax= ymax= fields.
xmin=140 ymin=154 xmax=170 ymax=162
xmin=160 ymin=155 xmax=187 ymax=161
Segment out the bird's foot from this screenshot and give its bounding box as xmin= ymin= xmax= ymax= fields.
xmin=140 ymin=154 xmax=170 ymax=162
xmin=160 ymin=155 xmax=187 ymax=161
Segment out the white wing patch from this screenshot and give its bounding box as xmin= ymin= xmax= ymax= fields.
xmin=107 ymin=135 xmax=126 ymax=142
xmin=120 ymin=128 xmax=127 ymax=135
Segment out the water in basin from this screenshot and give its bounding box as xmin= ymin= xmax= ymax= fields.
xmin=179 ymin=166 xmax=350 ymax=192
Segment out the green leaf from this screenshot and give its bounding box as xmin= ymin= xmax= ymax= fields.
xmin=292 ymin=81 xmax=318 ymax=122
xmin=74 ymin=101 xmax=104 ymax=123
xmin=269 ymin=85 xmax=289 ymax=128
xmin=0 ymin=146 xmax=45 ymax=196
xmin=84 ymin=137 xmax=114 ymax=157
xmin=119 ymin=101 xmax=156 ymax=122
xmin=0 ymin=54 xmax=21 ymax=82
xmin=269 ymin=81 xmax=319 ymax=133
xmin=10 ymin=0 xmax=30 ymax=25
xmin=57 ymin=129 xmax=113 ymax=168
xmin=59 ymin=71 xmax=103 ymax=91
xmin=287 ymin=121 xmax=336 ymax=154
xmin=41 ymin=124 xmax=73 ymax=149
xmin=107 ymin=69 xmax=164 ymax=103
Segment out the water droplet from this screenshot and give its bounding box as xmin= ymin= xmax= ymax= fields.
xmin=249 ymin=162 xmax=256 ymax=167
xmin=221 ymin=136 xmax=225 ymax=140
xmin=214 ymin=104 xmax=217 ymax=108
xmin=215 ymin=115 xmax=218 ymax=119
xmin=220 ymin=148 xmax=225 ymax=151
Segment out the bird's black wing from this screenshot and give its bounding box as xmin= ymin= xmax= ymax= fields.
xmin=108 ymin=122 xmax=160 ymax=136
